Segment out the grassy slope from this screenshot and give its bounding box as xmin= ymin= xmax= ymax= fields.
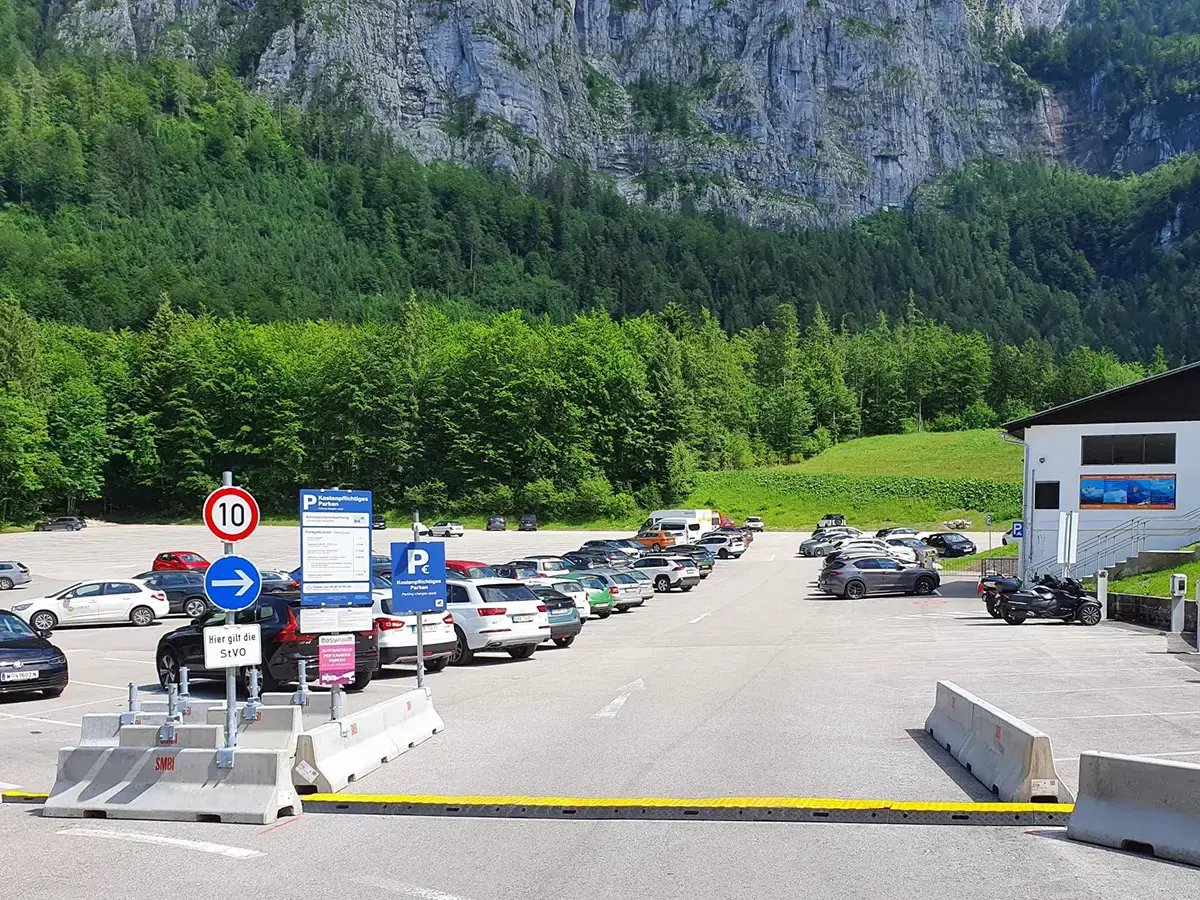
xmin=1109 ymin=553 xmax=1200 ymax=598
xmin=686 ymin=430 xmax=1023 ymax=529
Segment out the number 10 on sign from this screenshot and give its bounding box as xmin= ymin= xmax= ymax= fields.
xmin=203 ymin=486 xmax=260 ymax=543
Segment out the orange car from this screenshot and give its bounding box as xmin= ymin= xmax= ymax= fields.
xmin=633 ymin=529 xmax=678 ymax=552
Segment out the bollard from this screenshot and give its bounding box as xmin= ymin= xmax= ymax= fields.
xmin=157 ymin=683 xmax=181 ymax=744
xmin=1171 ymin=573 xmax=1187 ymax=636
xmin=119 ymin=682 xmax=141 ymax=725
xmin=291 ymin=660 xmax=310 ymax=707
xmin=178 ymin=666 xmax=190 ymax=705
xmin=1096 ymin=570 xmax=1108 ymax=621
xmin=243 ymin=667 xmax=262 ymax=722
xmin=330 ymin=684 xmax=349 ymax=737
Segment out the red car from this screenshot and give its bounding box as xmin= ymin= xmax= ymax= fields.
xmin=446 ymin=559 xmax=498 ymax=579
xmin=152 ymin=551 xmax=211 ymax=572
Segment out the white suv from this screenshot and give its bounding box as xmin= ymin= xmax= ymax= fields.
xmin=697 ymin=533 xmax=745 ymax=559
xmin=744 ymin=517 xmax=765 ymax=531
xmin=371 ymin=584 xmax=456 ymax=672
xmin=445 ymin=579 xmax=550 ymax=664
xmin=632 ymin=556 xmax=700 ymax=592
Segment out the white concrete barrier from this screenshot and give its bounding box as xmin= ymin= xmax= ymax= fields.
xmin=205 ymin=704 xmax=303 ymax=754
xmin=292 ymin=688 xmax=444 ymax=793
xmin=925 ymin=680 xmax=1072 ymax=803
xmin=1068 ymin=751 xmax=1200 ymax=866
xmin=118 ymin=724 xmax=223 ymax=749
xmin=43 ymin=745 xmax=301 ymax=825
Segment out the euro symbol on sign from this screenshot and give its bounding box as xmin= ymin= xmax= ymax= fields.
xmin=407 ymin=548 xmax=430 ymax=575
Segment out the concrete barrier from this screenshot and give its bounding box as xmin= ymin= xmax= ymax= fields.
xmin=1067 ymin=751 xmax=1200 ymax=866
xmin=205 ymin=703 xmax=303 ymax=754
xmin=118 ymin=724 xmax=223 ymax=750
xmin=79 ymin=700 xmax=224 ymax=747
xmin=292 ymin=688 xmax=444 ymax=793
xmin=43 ymin=745 xmax=301 ymax=824
xmin=925 ymin=681 xmax=1072 ymax=803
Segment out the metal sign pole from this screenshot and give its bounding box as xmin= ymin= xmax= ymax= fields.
xmin=413 ymin=510 xmax=426 ymax=690
xmin=219 ymin=470 xmax=237 ymax=769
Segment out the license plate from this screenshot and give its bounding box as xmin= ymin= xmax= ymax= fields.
xmin=512 ymin=614 xmax=534 ymax=623
xmin=409 ymin=622 xmax=438 ymax=632
xmin=1 ymin=670 xmax=38 ymax=682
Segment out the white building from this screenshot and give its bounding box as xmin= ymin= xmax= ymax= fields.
xmin=1004 ymin=362 xmax=1200 ymax=577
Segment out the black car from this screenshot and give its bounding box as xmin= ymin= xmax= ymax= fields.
xmin=155 ymin=595 xmax=379 ymax=693
xmin=486 ymin=515 xmax=507 ymax=532
xmin=33 ymin=517 xmax=84 ymax=532
xmin=0 ymin=610 xmax=68 ymax=697
xmin=519 ymin=514 xmax=538 ymax=532
xmin=570 ymin=547 xmax=629 ymax=568
xmin=371 ymin=514 xmax=387 ymax=530
xmin=580 ymin=540 xmax=638 ymax=559
xmin=669 ymin=544 xmax=716 ymax=577
xmin=561 ymin=553 xmax=601 ymax=571
xmin=494 ymin=562 xmax=539 ymax=580
xmin=133 ymin=571 xmax=210 ymax=618
xmin=924 ymin=532 xmax=977 ymax=558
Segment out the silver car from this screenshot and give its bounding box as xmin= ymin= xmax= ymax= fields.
xmin=817 ymin=556 xmax=940 ymax=599
xmin=0 ymin=561 xmax=31 ymax=591
xmin=624 ymin=569 xmax=656 ymax=602
xmin=589 ymin=570 xmax=645 ymax=612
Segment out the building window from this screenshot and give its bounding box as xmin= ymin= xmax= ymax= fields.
xmin=1034 ymin=481 xmax=1060 ymax=510
xmin=1080 ymin=433 xmax=1176 ymax=466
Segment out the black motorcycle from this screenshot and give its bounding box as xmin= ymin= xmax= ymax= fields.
xmin=995 ymin=573 xmax=1102 ymax=626
xmin=978 ymin=573 xmax=1020 ymax=619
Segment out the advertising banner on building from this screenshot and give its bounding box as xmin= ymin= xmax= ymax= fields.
xmin=1079 ymin=474 xmax=1177 ymax=510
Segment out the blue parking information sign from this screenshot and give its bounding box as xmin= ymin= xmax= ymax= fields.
xmin=299 ymin=489 xmax=373 ymax=607
xmin=204 ymin=555 xmax=262 ymax=612
xmin=1011 ymin=521 xmax=1025 ymax=539
xmin=390 ymin=542 xmax=447 ymax=615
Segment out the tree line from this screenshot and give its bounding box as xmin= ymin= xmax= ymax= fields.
xmin=0 ymin=293 xmax=1150 ymax=521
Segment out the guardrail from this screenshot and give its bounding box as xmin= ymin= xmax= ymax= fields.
xmin=939 ymin=556 xmax=1018 ymax=577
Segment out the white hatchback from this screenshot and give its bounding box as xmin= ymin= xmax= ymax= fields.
xmin=697 ymin=533 xmax=745 ymax=559
xmin=12 ymin=580 xmax=169 ymax=631
xmin=430 ymin=521 xmax=465 ymax=537
xmin=445 ymin=578 xmax=550 ymax=664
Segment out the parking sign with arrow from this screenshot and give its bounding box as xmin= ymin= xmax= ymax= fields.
xmin=204 ymin=555 xmax=262 ymax=612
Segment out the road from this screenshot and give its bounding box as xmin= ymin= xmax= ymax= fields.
xmin=0 ymin=526 xmax=1197 ymax=896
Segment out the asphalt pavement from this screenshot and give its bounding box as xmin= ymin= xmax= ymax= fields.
xmin=0 ymin=525 xmax=1197 ymax=896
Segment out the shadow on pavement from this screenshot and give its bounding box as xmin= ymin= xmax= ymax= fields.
xmin=1026 ymin=828 xmax=1197 ymax=871
xmin=903 ymin=727 xmax=996 ymax=802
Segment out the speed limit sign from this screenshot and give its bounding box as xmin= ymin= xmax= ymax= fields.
xmin=203 ymin=486 xmax=260 ymax=543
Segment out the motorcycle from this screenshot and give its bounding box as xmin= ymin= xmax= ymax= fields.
xmin=994 ymin=573 xmax=1102 ymax=626
xmin=978 ymin=572 xmax=1020 ymax=619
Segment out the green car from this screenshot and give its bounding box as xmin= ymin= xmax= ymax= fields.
xmin=554 ymin=574 xmax=614 ymax=619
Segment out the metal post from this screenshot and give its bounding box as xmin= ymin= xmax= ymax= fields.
xmin=1096 ymin=570 xmax=1108 ymax=622
xmin=218 ymin=469 xmax=238 ymax=769
xmin=413 ymin=511 xmax=426 ymax=690
xmin=291 ymin=659 xmax=310 ymax=707
xmin=178 ymin=666 xmax=190 ymax=704
xmin=243 ymin=666 xmax=261 ymax=721
xmin=120 ymin=681 xmax=140 ymax=725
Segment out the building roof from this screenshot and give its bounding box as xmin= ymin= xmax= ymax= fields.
xmin=1004 ymin=360 xmax=1200 ymax=438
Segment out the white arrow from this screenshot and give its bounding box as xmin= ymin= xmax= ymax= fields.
xmin=592 ymin=678 xmax=645 ymax=719
xmin=211 ymin=569 xmax=254 ymax=597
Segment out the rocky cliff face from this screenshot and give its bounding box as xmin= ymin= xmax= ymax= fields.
xmin=51 ymin=0 xmax=1075 ymax=225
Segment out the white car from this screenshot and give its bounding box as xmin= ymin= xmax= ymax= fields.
xmin=370 ymin=577 xmax=455 ymax=671
xmin=547 ymin=579 xmax=592 ymax=622
xmin=697 ymin=533 xmax=745 ymax=559
xmin=508 ymin=557 xmax=574 ymax=578
xmin=834 ymin=539 xmax=917 ymax=563
xmin=631 ymin=556 xmax=701 ymax=591
xmin=744 ymin=516 xmax=765 ymax=531
xmin=430 ymin=521 xmax=465 ymax=537
xmin=445 ymin=578 xmax=549 ymax=664
xmin=12 ymin=580 xmax=169 ymax=631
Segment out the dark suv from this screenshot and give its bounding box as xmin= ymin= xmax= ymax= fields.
xmin=486 ymin=515 xmax=507 ymax=531
xmin=155 ymin=595 xmax=379 ymax=693
xmin=133 ymin=570 xmax=209 ymax=618
xmin=519 ymin=514 xmax=538 ymax=532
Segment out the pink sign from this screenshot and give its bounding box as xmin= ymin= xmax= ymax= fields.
xmin=318 ymin=634 xmax=356 ymax=687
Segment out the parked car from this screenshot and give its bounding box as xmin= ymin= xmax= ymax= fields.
xmin=446 ymin=560 xmax=499 ymax=579
xmin=494 ymin=561 xmax=540 ymax=581
xmin=33 ymin=517 xmax=84 ymax=532
xmin=445 ymin=579 xmax=549 ymax=663
xmin=486 ymin=516 xmax=507 ymax=532
xmin=799 ymin=533 xmax=862 ymax=557
xmin=588 ymin=570 xmax=646 ymax=611
xmin=152 ymin=551 xmax=210 ymax=572
xmin=370 ymin=554 xmax=393 ymax=578
xmin=567 ymin=548 xmax=629 ymax=569
xmin=817 ymin=514 xmax=847 ymax=528
xmin=876 ymin=527 xmax=919 ymax=539
xmin=634 ymin=528 xmax=678 ymax=552
xmin=705 ymin=525 xmax=754 ymax=545
xmin=133 ymin=571 xmax=210 ymax=618
xmin=611 ymin=538 xmax=648 ymax=557
xmin=259 ymin=569 xmax=301 ymax=595
xmin=518 ymin=514 xmax=538 ymax=532
xmin=670 ymin=545 xmax=716 ymax=577
xmin=13 ymin=580 xmax=169 ymax=631
xmin=555 ymin=574 xmax=615 ymax=619
xmin=528 ymin=586 xmax=583 ymax=647
xmin=632 ymin=556 xmax=700 ymax=592
xmin=923 ymin=533 xmax=977 ymax=558
xmin=0 ymin=610 xmax=68 ymax=697
xmin=156 ymin=595 xmax=378 ymax=692
xmin=744 ymin=516 xmax=765 ymax=531
xmin=508 ymin=556 xmax=574 ymax=578
xmin=623 ymin=569 xmax=657 ymax=603
xmin=371 ymin=513 xmax=388 ymax=530
xmin=0 ymin=561 xmax=31 ymax=591
xmin=371 ymin=581 xmax=455 ymax=671
xmin=581 ymin=540 xmax=640 ymax=560
xmin=544 ymin=578 xmax=593 ymax=623
xmin=431 ymin=521 xmax=465 ymax=538
xmin=697 ymin=533 xmax=745 ymax=559
xmin=817 ymin=557 xmax=940 ymax=599
xmin=827 ymin=539 xmax=917 ymax=564
xmin=885 ymin=537 xmax=937 ymax=563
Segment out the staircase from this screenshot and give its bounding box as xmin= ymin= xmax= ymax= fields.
xmin=1029 ymin=507 xmax=1200 ymax=577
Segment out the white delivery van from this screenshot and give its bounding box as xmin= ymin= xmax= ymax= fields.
xmin=642 ymin=509 xmax=716 ymax=538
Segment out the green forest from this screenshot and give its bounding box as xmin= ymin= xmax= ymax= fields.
xmin=0 ymin=0 xmax=1190 ymax=520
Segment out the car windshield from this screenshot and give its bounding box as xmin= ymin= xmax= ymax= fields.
xmin=611 ymin=573 xmax=636 ymax=584
xmin=0 ymin=614 xmax=36 ymax=641
xmin=371 ymin=574 xmax=391 ymax=590
xmin=479 ymin=584 xmax=537 ymax=604
xmin=627 ymin=571 xmax=649 ymax=582
xmin=552 ymin=581 xmax=583 ymax=594
xmin=542 ymin=560 xmax=569 ymax=572
xmin=579 ymin=576 xmax=605 ymax=590
xmin=464 ymin=566 xmax=497 ymax=578
xmin=179 ymin=553 xmax=204 ymax=563
xmin=944 ymin=534 xmax=969 ymax=543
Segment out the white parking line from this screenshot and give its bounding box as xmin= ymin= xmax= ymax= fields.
xmin=0 ymin=781 xmax=20 ymax=789
xmin=360 ymin=878 xmax=481 ymax=900
xmin=1056 ymin=749 xmax=1200 ymax=762
xmin=688 ymin=613 xmax=710 ymax=624
xmin=101 ymin=658 xmax=153 ymax=665
xmin=39 ymin=695 xmax=124 ymax=714
xmin=1031 ymin=710 xmax=1200 ymax=721
xmin=56 ymin=826 xmax=265 ymax=859
xmin=0 ymin=711 xmax=78 ymax=727
xmin=1004 ymin=683 xmax=1192 ymax=695
xmin=69 ymin=680 xmax=133 ymax=690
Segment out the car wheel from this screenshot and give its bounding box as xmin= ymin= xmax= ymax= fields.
xmin=1001 ymin=608 xmax=1028 ymax=625
xmin=718 ymin=549 xmax=729 ymax=559
xmin=130 ymin=605 xmax=155 ymax=627
xmin=654 ymin=575 xmax=671 ymax=592
xmin=553 ymin=636 xmax=576 ymax=648
xmin=183 ymin=597 xmax=207 ymax=619
xmin=914 ymin=577 xmax=936 ymax=596
xmin=30 ymin=611 xmax=57 ymax=632
xmin=0 ymin=577 xmax=12 ymax=590
xmin=681 ymin=585 xmax=693 ymax=592
xmin=42 ymin=687 xmax=65 ymax=698
xmin=1077 ymin=602 xmax=1102 ymax=627
xmin=450 ymin=626 xmax=474 ymax=666
xmin=596 ymin=609 xmax=612 ymax=619
xmin=652 ymin=543 xmax=663 ymax=551
xmin=346 ymin=669 xmax=374 ymax=692
xmin=424 ymin=656 xmax=450 ymax=673
xmin=843 ymin=581 xmax=866 ymax=600
xmin=157 ymin=648 xmax=180 ymax=689
xmin=508 ymin=645 xmax=537 ymax=660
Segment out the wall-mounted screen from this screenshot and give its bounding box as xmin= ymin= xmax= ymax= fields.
xmin=1079 ymin=474 xmax=1176 ymax=510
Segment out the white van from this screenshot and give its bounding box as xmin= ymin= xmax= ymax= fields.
xmin=643 ymin=509 xmax=715 ymax=538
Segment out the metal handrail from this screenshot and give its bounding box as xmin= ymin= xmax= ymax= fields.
xmin=1029 ymin=507 xmax=1200 ymax=575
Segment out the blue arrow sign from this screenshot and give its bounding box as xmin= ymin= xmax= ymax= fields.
xmin=204 ymin=555 xmax=262 ymax=612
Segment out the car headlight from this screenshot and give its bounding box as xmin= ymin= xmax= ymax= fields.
xmin=11 ymin=603 xmax=31 ymax=611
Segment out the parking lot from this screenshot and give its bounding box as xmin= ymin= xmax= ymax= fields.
xmin=2 ymin=524 xmax=1199 ymax=897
